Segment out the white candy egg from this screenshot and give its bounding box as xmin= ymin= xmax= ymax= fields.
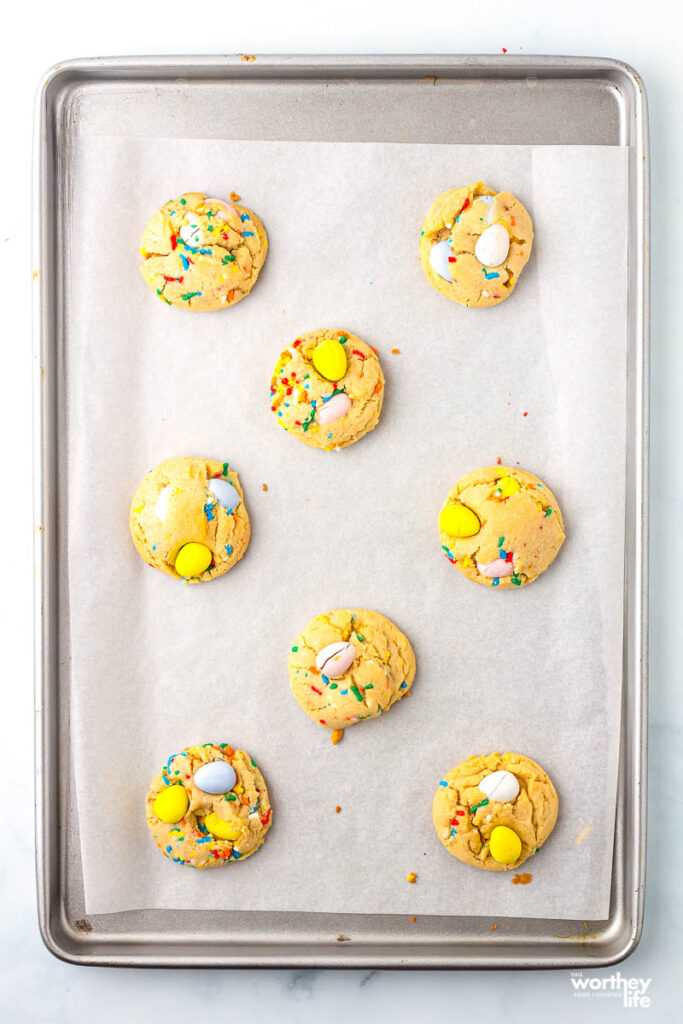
xmin=478 ymin=770 xmax=520 ymax=803
xmin=180 ymin=218 xmax=204 ymax=248
xmin=193 ymin=760 xmax=237 ymax=795
xmin=154 ymin=485 xmax=171 ymax=521
xmin=474 ymin=223 xmax=510 ymax=268
xmin=428 ymin=239 xmax=455 ymax=282
xmin=208 ymin=478 xmax=240 ymax=512
xmin=315 ymin=641 xmax=356 ymax=678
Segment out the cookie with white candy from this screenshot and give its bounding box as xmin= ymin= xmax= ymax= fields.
xmin=419 ymin=181 xmax=533 ymax=308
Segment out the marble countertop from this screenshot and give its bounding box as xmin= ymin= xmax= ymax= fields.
xmin=2 ymin=0 xmax=679 ymax=1018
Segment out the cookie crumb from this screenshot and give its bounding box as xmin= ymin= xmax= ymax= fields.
xmin=331 ymin=728 xmax=344 ymax=746
xmin=240 ymin=55 xmax=256 ymax=62
xmin=490 ymin=923 xmax=498 ymax=931
xmin=391 ymin=348 xmax=401 ymax=354
xmin=576 ymin=826 xmax=592 ymax=844
xmin=512 ymin=873 xmax=532 ymax=885
xmin=410 ymin=916 xmax=416 ymax=922
xmin=406 ymin=872 xmax=417 ymax=884
xmin=33 ymin=269 xmax=40 ymax=280
xmin=229 ymin=191 xmax=241 ymax=202
xmin=335 ymin=805 xmax=341 ymax=814
xmin=73 ymin=918 xmax=92 ymax=933
xmin=262 ymin=483 xmax=268 ymax=491
xmin=337 ymin=934 xmax=351 ymax=942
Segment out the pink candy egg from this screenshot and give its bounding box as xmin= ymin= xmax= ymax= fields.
xmin=316 ymin=392 xmax=352 ymax=426
xmin=478 ymin=557 xmax=514 ymax=578
xmin=315 ymin=641 xmax=356 ymax=678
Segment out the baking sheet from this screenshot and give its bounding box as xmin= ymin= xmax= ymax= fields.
xmin=66 ymin=137 xmax=627 ymax=919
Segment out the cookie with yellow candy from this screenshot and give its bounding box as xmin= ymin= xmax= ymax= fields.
xmin=419 ymin=181 xmax=533 ymax=308
xmin=270 ymin=329 xmax=384 ymax=451
xmin=289 ymin=609 xmax=416 ymax=731
xmin=438 ymin=465 xmax=565 ymax=588
xmin=432 ymin=752 xmax=558 ymax=871
xmin=129 ymin=456 xmax=250 ymax=583
xmin=140 ymin=192 xmax=268 ymax=311
xmin=146 ymin=743 xmax=273 ymax=868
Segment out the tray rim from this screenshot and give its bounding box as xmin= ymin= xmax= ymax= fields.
xmin=33 ymin=52 xmax=649 ymax=969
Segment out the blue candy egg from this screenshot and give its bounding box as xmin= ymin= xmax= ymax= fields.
xmin=208 ymin=478 xmax=240 ymax=512
xmin=428 ymin=239 xmax=454 ymax=283
xmin=193 ymin=760 xmax=237 ymax=795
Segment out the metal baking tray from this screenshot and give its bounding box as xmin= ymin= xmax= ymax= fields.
xmin=34 ymin=54 xmax=649 ymax=968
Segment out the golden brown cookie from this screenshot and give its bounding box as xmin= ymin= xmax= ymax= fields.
xmin=289 ymin=609 xmax=415 ymax=731
xmin=438 ymin=466 xmax=565 ymax=588
xmin=419 ymin=182 xmax=533 ymax=308
xmin=146 ymin=743 xmax=272 ymax=868
xmin=140 ymin=192 xmax=268 ymax=311
xmin=432 ymin=752 xmax=558 ymax=871
xmin=129 ymin=456 xmax=250 ymax=583
xmin=270 ymin=330 xmax=384 ymax=451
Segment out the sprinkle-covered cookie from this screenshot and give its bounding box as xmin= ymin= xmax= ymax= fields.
xmin=140 ymin=192 xmax=268 ymax=311
xmin=438 ymin=466 xmax=565 ymax=588
xmin=289 ymin=609 xmax=416 ymax=731
xmin=146 ymin=743 xmax=272 ymax=868
xmin=270 ymin=329 xmax=384 ymax=451
xmin=432 ymin=752 xmax=558 ymax=871
xmin=420 ymin=182 xmax=533 ymax=308
xmin=129 ymin=456 xmax=250 ymax=583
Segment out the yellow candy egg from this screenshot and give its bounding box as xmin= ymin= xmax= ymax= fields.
xmin=439 ymin=503 xmax=481 ymax=538
xmin=495 ymin=476 xmax=521 ymax=499
xmin=488 ymin=825 xmax=522 ymax=864
xmin=312 ymin=338 xmax=348 ymax=382
xmin=153 ymin=785 xmax=189 ymax=824
xmin=204 ymin=812 xmax=243 ymax=841
xmin=175 ymin=542 xmax=212 ymax=578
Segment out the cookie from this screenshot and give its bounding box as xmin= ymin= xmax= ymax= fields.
xmin=289 ymin=609 xmax=416 ymax=731
xmin=129 ymin=457 xmax=250 ymax=583
xmin=439 ymin=466 xmax=565 ymax=588
xmin=432 ymin=751 xmax=558 ymax=871
xmin=146 ymin=743 xmax=272 ymax=868
xmin=270 ymin=330 xmax=384 ymax=451
xmin=140 ymin=192 xmax=268 ymax=311
xmin=419 ymin=182 xmax=533 ymax=308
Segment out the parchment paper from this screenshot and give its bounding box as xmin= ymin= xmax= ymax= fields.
xmin=67 ymin=137 xmax=628 ymax=919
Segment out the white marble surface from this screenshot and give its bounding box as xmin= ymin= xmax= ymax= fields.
xmin=2 ymin=0 xmax=680 ymax=1019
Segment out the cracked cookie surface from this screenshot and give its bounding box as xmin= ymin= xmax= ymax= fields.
xmin=140 ymin=192 xmax=268 ymax=311
xmin=289 ymin=609 xmax=416 ymax=731
xmin=439 ymin=465 xmax=565 ymax=588
xmin=419 ymin=182 xmax=533 ymax=308
xmin=433 ymin=752 xmax=558 ymax=871
xmin=146 ymin=743 xmax=272 ymax=868
xmin=129 ymin=456 xmax=250 ymax=583
xmin=270 ymin=329 xmax=384 ymax=451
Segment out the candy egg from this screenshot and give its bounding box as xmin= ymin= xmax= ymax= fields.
xmin=208 ymin=478 xmax=240 ymax=512
xmin=439 ymin=503 xmax=481 ymax=538
xmin=312 ymin=338 xmax=348 ymax=382
xmin=175 ymin=542 xmax=212 ymax=578
xmin=478 ymin=558 xmax=514 ymax=579
xmin=316 ymin=392 xmax=352 ymax=426
xmin=428 ymin=239 xmax=454 ymax=283
xmin=204 ymin=812 xmax=243 ymax=841
xmin=154 ymin=485 xmax=171 ymax=521
xmin=204 ymin=198 xmax=238 ymax=221
xmin=495 ymin=475 xmax=521 ymax=499
xmin=153 ymin=785 xmax=189 ymax=824
xmin=478 ymin=770 xmax=520 ymax=803
xmin=180 ymin=218 xmax=204 ymax=248
xmin=193 ymin=760 xmax=237 ymax=795
xmin=477 ymin=195 xmax=496 ymax=223
xmin=315 ymin=641 xmax=356 ymax=678
xmin=489 ymin=825 xmax=522 ymax=864
xmin=474 ymin=223 xmax=510 ymax=268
